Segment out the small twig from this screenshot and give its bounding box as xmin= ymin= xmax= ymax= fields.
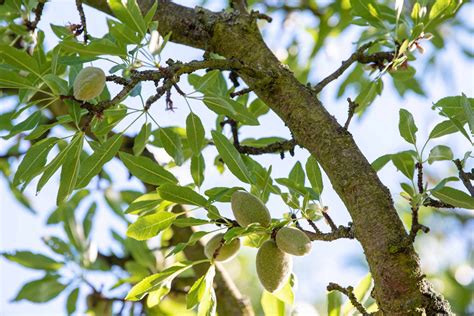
xmin=314 ymin=42 xmax=395 ymax=93
xmin=230 ymin=87 xmax=253 ymax=98
xmin=322 ymin=210 xmax=338 ymax=232
xmin=423 ymin=197 xmax=455 ymax=209
xmin=75 ymin=0 xmax=88 ymax=43
xmin=306 ymin=219 xmax=322 ymax=234
xmin=408 ymin=205 xmax=430 ymax=243
xmin=297 ymin=223 xmax=354 ymax=242
xmin=327 ymin=283 xmax=370 ymax=315
xmin=416 ymin=162 xmax=424 ymax=194
xmin=454 ymin=159 xmax=474 ymax=197
xmin=344 ymin=98 xmax=358 ymax=130
xmin=220 ymin=118 xmax=297 ymax=156
xmin=291 ymin=213 xmax=303 ymax=230
xmin=250 ymin=10 xmax=272 ymax=22
xmin=25 ymin=0 xmax=46 ymax=32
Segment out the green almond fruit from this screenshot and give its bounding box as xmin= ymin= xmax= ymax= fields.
xmin=231 ymin=191 xmax=271 ymax=227
xmin=204 ymin=233 xmax=241 ymax=262
xmin=276 ymin=227 xmax=312 ymax=256
xmin=256 ymin=240 xmax=292 ymax=292
xmin=73 ymin=66 xmax=106 ymax=101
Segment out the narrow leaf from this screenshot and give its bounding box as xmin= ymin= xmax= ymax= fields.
xmin=399 ymin=109 xmax=418 ymax=145
xmin=119 ymin=152 xmax=178 ymax=186
xmin=76 ymin=134 xmax=123 ymax=188
xmin=127 ymin=211 xmax=177 ymax=241
xmin=57 ymin=133 xmax=84 ymax=204
xmin=211 ymin=131 xmax=254 ymax=184
xmin=157 ymin=184 xmax=208 ymax=207
xmin=186 ymin=112 xmax=205 ymax=155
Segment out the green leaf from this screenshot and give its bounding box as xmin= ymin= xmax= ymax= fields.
xmin=14 ymin=275 xmax=67 ymax=303
xmin=306 ymin=156 xmax=323 ymax=195
xmin=108 ymin=0 xmax=147 ymax=37
xmin=107 ymin=19 xmax=141 ymax=45
xmin=289 ymin=161 xmax=305 ymax=186
xmin=204 ymin=95 xmax=259 ymax=126
xmin=186 ymin=112 xmax=206 ymax=156
xmin=133 ymin=122 xmax=151 ymax=156
xmin=248 ymin=98 xmax=270 ymax=118
xmin=66 ymin=288 xmax=79 ymax=315
xmin=127 ymin=211 xmax=177 ymax=241
xmin=36 ymin=140 xmax=70 ymax=193
xmin=0 ymin=44 xmax=40 ymax=76
xmin=428 ymin=145 xmax=453 ymax=164
xmin=159 ymin=128 xmax=184 ymax=166
xmin=126 ymin=261 xmax=194 ymax=300
xmin=59 ymin=39 xmax=127 ymax=57
xmin=191 ymin=154 xmax=205 ymax=187
xmin=13 ymin=137 xmax=58 ymax=187
xmin=0 ymin=69 xmax=34 ymax=89
xmin=261 ymin=291 xmax=285 ymax=316
xmin=57 ymin=133 xmax=84 ymax=204
xmin=391 ymin=151 xmax=415 ymax=179
xmin=188 ymin=70 xmax=227 ymax=96
xmin=461 ymin=93 xmax=474 ymax=135
xmin=272 ymin=274 xmax=295 ymax=305
xmin=327 ymin=290 xmax=343 ymax=316
xmin=399 ymin=109 xmax=418 ymax=145
xmin=83 ymin=202 xmax=97 ymax=239
xmin=76 ymin=134 xmax=123 ymax=189
xmin=173 ymin=217 xmax=211 ymax=228
xmin=211 ymin=131 xmax=254 ymax=184
xmin=125 ymin=192 xmax=161 ymax=214
xmin=198 ymin=282 xmax=217 ymax=316
xmin=431 ymin=186 xmax=474 ymax=209
xmin=2 ymin=251 xmax=62 ymax=271
xmin=371 ymin=154 xmax=392 ymax=172
xmin=187 ymin=265 xmax=216 ymax=309
xmin=3 ymin=111 xmax=41 ymax=140
xmin=429 ymin=120 xmax=458 ymax=139
xmin=354 ymin=79 xmax=383 ymax=113
xmin=157 ymin=184 xmax=208 ymax=207
xmin=119 ymin=152 xmax=178 ymax=186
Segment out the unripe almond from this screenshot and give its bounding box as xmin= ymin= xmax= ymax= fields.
xmin=231 ymin=191 xmax=271 ymax=227
xmin=73 ymin=66 xmax=106 ymax=101
xmin=256 ymin=240 xmax=292 ymax=292
xmin=204 ymin=233 xmax=241 ymax=262
xmin=276 ymin=227 xmax=312 ymax=256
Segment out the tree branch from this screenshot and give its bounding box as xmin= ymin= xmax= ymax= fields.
xmin=314 ymin=42 xmax=395 ymax=92
xmin=454 ymin=159 xmax=474 ymax=196
xmin=327 ymin=282 xmax=370 ymax=315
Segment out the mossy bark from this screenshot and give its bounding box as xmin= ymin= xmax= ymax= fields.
xmin=84 ymin=1 xmax=452 ymax=314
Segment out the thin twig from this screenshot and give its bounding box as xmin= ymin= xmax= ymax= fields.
xmin=416 ymin=162 xmax=424 ymax=193
xmin=327 ymin=283 xmax=370 ymax=315
xmin=75 ymin=0 xmax=88 ymax=43
xmin=454 ymin=159 xmax=474 ymax=196
xmin=408 ymin=205 xmax=429 ymax=243
xmin=298 ymin=223 xmax=354 ymax=242
xmin=306 ymin=219 xmax=322 ymax=234
xmin=423 ymin=197 xmax=455 ymax=209
xmin=230 ymin=87 xmax=253 ymax=98
xmin=322 ymin=210 xmax=338 ymax=231
xmin=25 ymin=0 xmax=46 ymax=32
xmin=220 ymin=118 xmax=297 ymax=156
xmin=314 ymin=42 xmax=395 ymax=92
xmin=344 ymin=98 xmax=358 ymax=130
